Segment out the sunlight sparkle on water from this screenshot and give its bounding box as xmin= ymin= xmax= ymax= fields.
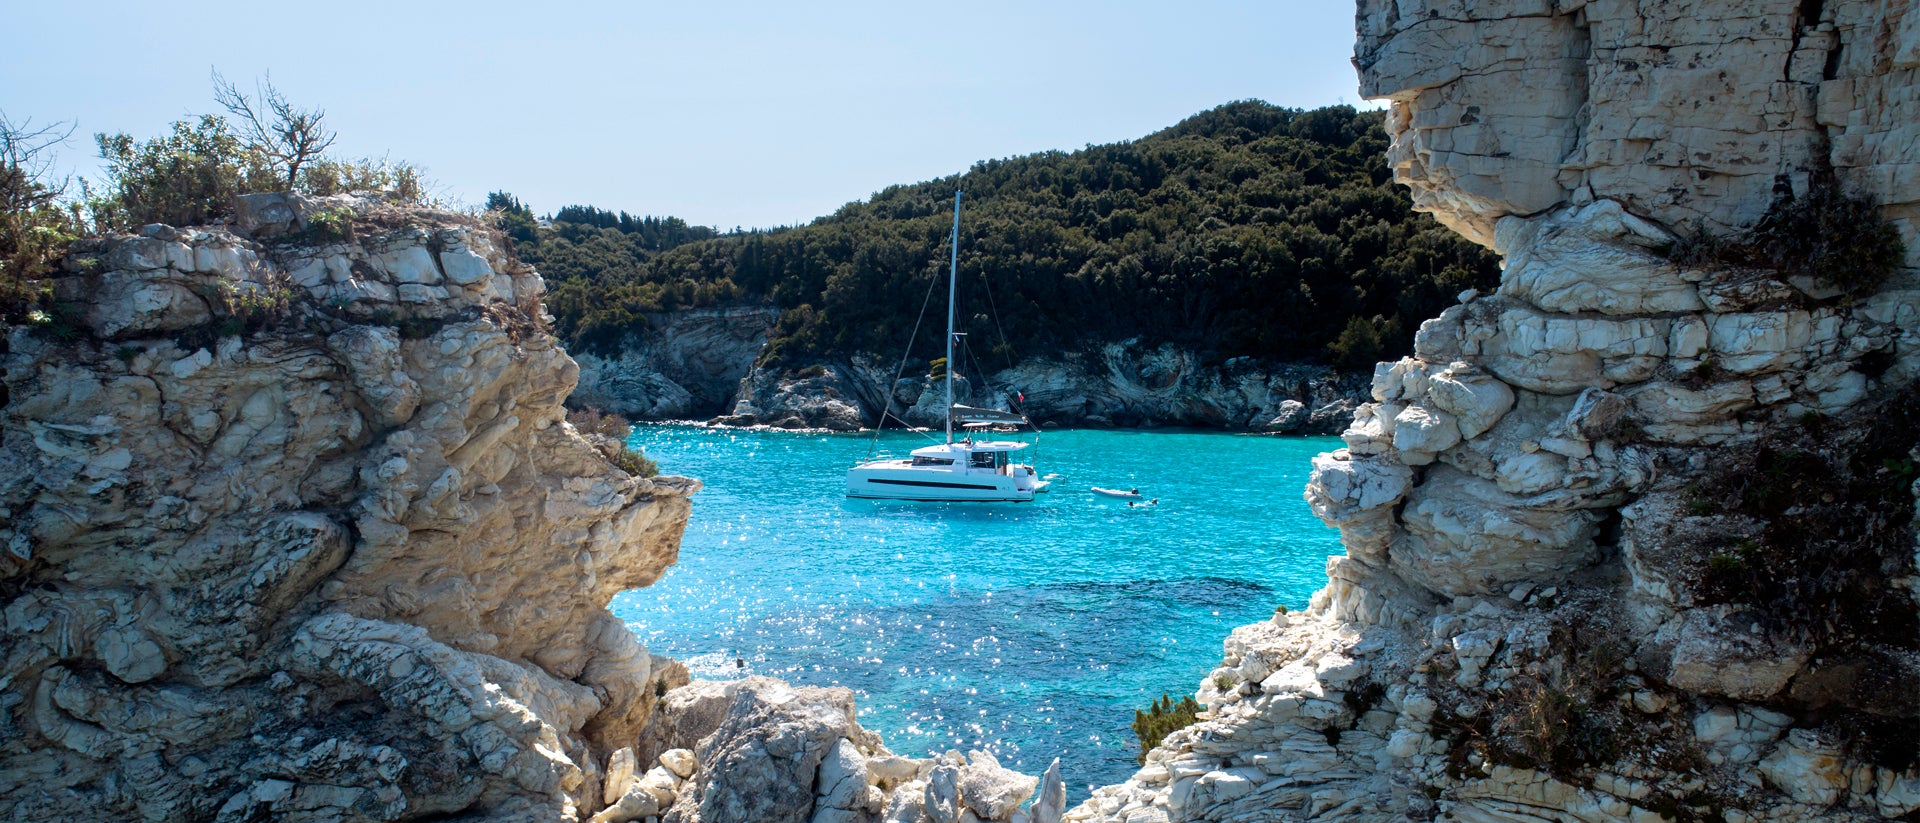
xmin=610 ymin=427 xmax=1343 ymax=797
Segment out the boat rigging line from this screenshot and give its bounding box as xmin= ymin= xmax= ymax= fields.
xmin=863 ymin=193 xmax=958 ymax=462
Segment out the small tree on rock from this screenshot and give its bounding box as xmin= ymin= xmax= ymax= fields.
xmin=212 ymin=70 xmax=336 ymax=190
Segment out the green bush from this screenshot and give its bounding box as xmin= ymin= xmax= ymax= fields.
xmin=608 ymin=445 xmax=659 ymax=478
xmin=88 ymin=75 xmax=427 ymax=233
xmin=93 ymin=115 xmax=276 ymax=229
xmin=1131 ymin=694 xmax=1201 ymax=764
xmin=302 ymin=206 xmax=355 ymax=243
xmin=300 ymin=157 xmax=425 ymax=204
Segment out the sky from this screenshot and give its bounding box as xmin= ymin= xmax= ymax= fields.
xmin=3 ymin=1 xmax=1375 ymax=230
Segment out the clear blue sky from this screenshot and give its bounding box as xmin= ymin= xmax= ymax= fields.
xmin=4 ymin=1 xmax=1371 ymax=229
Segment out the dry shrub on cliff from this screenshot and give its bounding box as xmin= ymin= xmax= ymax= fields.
xmin=567 ymin=406 xmax=659 ymax=478
xmin=1686 ymin=384 xmax=1920 ymax=652
xmin=569 ymin=406 xmax=632 ymax=439
xmin=1670 ymin=179 xmax=1907 ymax=296
xmin=1677 ymin=384 xmax=1920 ymax=772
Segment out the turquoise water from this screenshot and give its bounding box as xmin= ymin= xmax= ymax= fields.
xmin=611 ymin=426 xmax=1343 ymax=795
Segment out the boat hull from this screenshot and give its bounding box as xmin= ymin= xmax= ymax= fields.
xmin=845 ymin=462 xmax=1043 ymax=502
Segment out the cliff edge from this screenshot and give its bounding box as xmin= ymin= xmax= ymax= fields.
xmin=1071 ymin=1 xmax=1920 ymax=821
xmin=0 ymin=195 xmax=699 ymax=820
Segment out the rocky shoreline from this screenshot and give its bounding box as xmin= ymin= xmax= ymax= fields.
xmin=575 ymin=329 xmax=1369 ymax=435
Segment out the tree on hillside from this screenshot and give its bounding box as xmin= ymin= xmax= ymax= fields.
xmin=488 ymin=191 xmax=538 ymax=243
xmin=509 ymin=102 xmax=1503 ymax=367
xmin=212 ymin=71 xmax=337 ymax=190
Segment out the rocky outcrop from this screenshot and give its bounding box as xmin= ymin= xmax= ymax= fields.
xmin=566 ymin=308 xmax=1368 ymax=432
xmin=0 ymin=195 xmax=700 ymax=820
xmin=571 ymin=307 xmax=777 ymax=420
xmin=590 ymin=677 xmax=1066 ymax=823
xmin=1072 ymin=1 xmax=1920 ymax=821
xmin=708 ymin=342 xmax=1365 ymax=433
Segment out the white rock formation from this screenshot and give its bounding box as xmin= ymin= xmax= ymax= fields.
xmin=1072 ymin=1 xmax=1920 ymax=820
xmin=1 ymin=196 xmax=699 ymax=820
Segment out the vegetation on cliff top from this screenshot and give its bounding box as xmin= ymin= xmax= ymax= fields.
xmin=501 ymin=102 xmax=1502 ymax=369
xmin=1 ymin=75 xmax=431 ymax=330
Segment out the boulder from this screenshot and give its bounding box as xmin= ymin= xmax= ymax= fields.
xmin=1263 ymin=399 xmax=1309 ymax=432
xmin=1424 ymin=364 xmax=1515 ymax=440
xmin=661 ymin=678 xmax=874 ymax=823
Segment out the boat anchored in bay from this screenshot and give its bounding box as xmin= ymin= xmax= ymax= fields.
xmin=845 ymin=191 xmax=1049 ymax=502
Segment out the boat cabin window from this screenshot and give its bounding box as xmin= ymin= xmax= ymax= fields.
xmin=968 ymin=451 xmax=1008 ymax=469
xmin=911 ymin=456 xmax=954 ymax=466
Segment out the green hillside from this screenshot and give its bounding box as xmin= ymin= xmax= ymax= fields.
xmin=507 ymin=101 xmax=1501 ymax=370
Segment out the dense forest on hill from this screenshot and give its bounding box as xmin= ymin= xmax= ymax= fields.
xmin=502 ymin=102 xmax=1502 ymax=370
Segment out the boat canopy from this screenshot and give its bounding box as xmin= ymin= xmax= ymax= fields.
xmin=910 ymin=440 xmax=1029 ymax=458
xmin=951 ymin=404 xmax=1029 ymax=425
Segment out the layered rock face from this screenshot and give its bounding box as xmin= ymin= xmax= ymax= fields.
xmin=0 ymin=196 xmax=700 ymax=820
xmin=1071 ymin=2 xmax=1920 ymax=821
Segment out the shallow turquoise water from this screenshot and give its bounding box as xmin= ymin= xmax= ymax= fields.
xmin=611 ymin=426 xmax=1343 ymax=795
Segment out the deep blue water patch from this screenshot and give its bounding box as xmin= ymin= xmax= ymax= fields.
xmin=612 ymin=426 xmax=1343 ymax=796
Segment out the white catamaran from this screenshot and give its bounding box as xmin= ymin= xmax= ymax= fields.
xmin=844 ymin=191 xmax=1049 ymax=502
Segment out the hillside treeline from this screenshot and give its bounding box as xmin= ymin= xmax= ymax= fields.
xmin=507 ymin=102 xmax=1502 ymax=369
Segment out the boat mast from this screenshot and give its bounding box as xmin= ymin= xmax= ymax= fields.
xmin=945 ymin=190 xmax=961 ymax=445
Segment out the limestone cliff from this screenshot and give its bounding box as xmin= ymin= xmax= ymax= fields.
xmin=1070 ymin=1 xmax=1920 ymax=821
xmin=0 ymin=195 xmax=701 ymax=820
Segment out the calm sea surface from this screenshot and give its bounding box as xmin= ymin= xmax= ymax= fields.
xmin=611 ymin=426 xmax=1343 ymax=795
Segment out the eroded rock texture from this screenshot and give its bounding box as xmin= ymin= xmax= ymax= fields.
xmin=1071 ymin=2 xmax=1920 ymax=821
xmin=0 ymin=196 xmax=698 ymax=821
